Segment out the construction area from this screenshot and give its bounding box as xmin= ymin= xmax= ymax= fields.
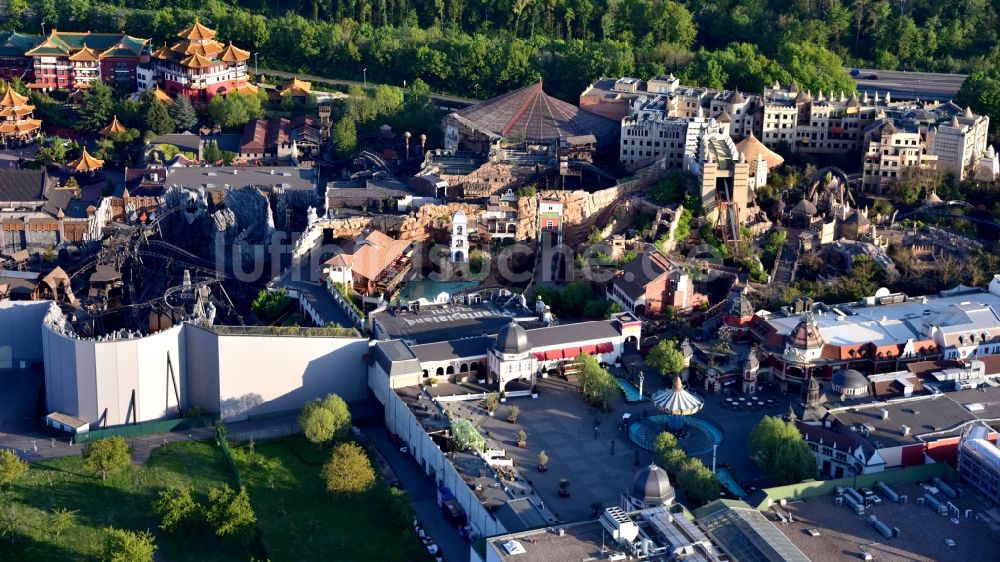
xmin=774 ymin=483 xmax=1000 ymax=562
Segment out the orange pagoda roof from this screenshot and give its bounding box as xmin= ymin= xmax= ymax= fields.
xmin=67 ymin=148 xmax=105 ymax=173
xmin=151 ymin=42 xmax=173 ymax=60
xmin=171 ymin=39 xmax=223 ymax=58
xmin=180 ymin=53 xmax=214 ymax=69
xmin=177 ymin=19 xmax=217 ymax=41
xmin=282 ymin=78 xmax=312 ymax=97
xmin=152 ymin=87 xmax=174 ymax=106
xmin=219 ymin=42 xmax=250 ymax=63
xmin=0 ymin=119 xmax=41 ymax=135
xmin=232 ymin=83 xmax=259 ymax=96
xmin=0 ymin=86 xmax=30 ymax=108
xmin=68 ymin=44 xmax=100 ymax=62
xmin=100 ymin=115 xmax=127 ymax=137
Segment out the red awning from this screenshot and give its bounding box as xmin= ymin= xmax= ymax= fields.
xmin=563 ymin=347 xmax=581 ymax=358
xmin=597 ymin=342 xmax=614 ymax=353
xmin=534 ymin=353 xmax=546 ymax=361
xmin=581 ymin=344 xmax=598 ymax=355
xmin=544 ymin=350 xmax=562 ymax=361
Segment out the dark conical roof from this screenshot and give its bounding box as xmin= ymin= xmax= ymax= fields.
xmin=453 ymin=81 xmax=616 ymax=142
xmin=632 ymin=464 xmax=675 ymax=504
xmin=496 ymin=321 xmax=531 ymax=354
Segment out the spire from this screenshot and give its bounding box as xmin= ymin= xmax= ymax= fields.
xmin=785 ymin=403 xmax=797 ymax=421
xmin=673 ymin=375 xmax=684 ymax=392
xmin=965 ymin=106 xmax=974 ymax=118
xmin=884 ymin=91 xmax=891 ymax=103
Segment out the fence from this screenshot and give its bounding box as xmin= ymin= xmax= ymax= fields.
xmin=749 ymin=462 xmax=958 ymax=510
xmin=216 ymin=424 xmax=244 ymax=489
xmin=226 ymin=422 xmax=302 ymax=444
xmin=75 ymin=415 xmax=217 ymax=443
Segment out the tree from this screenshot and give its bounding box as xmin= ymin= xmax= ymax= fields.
xmin=749 ymin=416 xmax=817 ymax=485
xmin=383 ymin=486 xmax=414 ymax=529
xmin=208 ymin=92 xmax=262 ymax=129
xmin=958 ymin=67 xmax=1000 ymax=142
xmin=559 ymin=281 xmax=593 ymax=316
xmin=169 ymin=95 xmax=199 ymax=132
xmin=646 ymin=341 xmax=685 ymax=378
xmin=652 ymin=432 xmax=678 ymax=455
xmin=676 ymin=458 xmax=720 ymax=505
xmin=299 ymin=393 xmax=352 ymax=448
xmin=332 ymin=115 xmax=357 ymax=155
xmin=0 ymin=504 xmax=22 ymax=545
xmin=103 ymin=528 xmax=157 ymax=562
xmin=206 ymin=484 xmax=257 ymax=540
xmin=322 ymin=442 xmax=376 ymax=495
xmin=79 ymin=81 xmax=116 ymax=131
xmin=575 ymin=352 xmax=617 ymax=409
xmin=202 ymin=141 xmax=222 ymax=164
xmin=659 ymin=447 xmax=687 ymax=473
xmin=154 ymin=486 xmax=201 ymax=533
xmin=82 ymin=437 xmax=130 ymax=480
xmin=0 ymin=450 xmax=27 ymax=490
xmin=143 ymin=99 xmax=175 ymax=136
xmin=251 ymin=288 xmax=290 ymax=323
xmin=51 ymin=508 xmax=78 ymax=538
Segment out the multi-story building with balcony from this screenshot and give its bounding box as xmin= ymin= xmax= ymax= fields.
xmin=145 ymin=21 xmax=255 ymax=105
xmin=861 ymin=119 xmax=939 ymax=194
xmin=24 ymin=31 xmax=148 ymax=92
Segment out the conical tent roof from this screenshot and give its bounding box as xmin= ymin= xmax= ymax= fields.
xmin=0 ymin=86 xmax=29 ymax=108
xmin=735 ymin=133 xmax=784 ymax=168
xmin=67 ymin=147 xmax=105 ymax=173
xmin=100 ymin=115 xmax=127 ymax=137
xmin=651 ymin=376 xmax=704 ymax=416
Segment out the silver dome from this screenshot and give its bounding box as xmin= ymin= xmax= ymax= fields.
xmin=496 ymin=321 xmax=531 ymax=354
xmin=631 ymin=464 xmax=675 ymax=506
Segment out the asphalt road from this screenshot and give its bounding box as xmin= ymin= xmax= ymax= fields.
xmin=850 ymin=67 xmax=967 ymax=101
xmin=257 ymin=67 xmax=477 ymax=108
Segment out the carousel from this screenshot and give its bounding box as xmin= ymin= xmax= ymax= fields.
xmin=629 ymin=376 xmax=722 ymax=457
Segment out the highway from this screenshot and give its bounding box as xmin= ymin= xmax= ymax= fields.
xmin=256 ymin=67 xmax=478 ymax=108
xmin=849 ymin=68 xmax=967 ymax=101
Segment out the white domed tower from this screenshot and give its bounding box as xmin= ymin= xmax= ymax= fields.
xmin=742 ymin=348 xmax=760 ymax=394
xmin=450 ymin=210 xmax=468 ymax=263
xmin=488 ymin=321 xmax=538 ymax=392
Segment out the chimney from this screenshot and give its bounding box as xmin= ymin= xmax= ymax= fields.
xmin=901 ymin=425 xmax=910 ymax=436
xmin=880 ymin=409 xmax=889 ymax=420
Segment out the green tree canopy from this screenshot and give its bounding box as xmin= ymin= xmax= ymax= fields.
xmin=208 ymin=92 xmax=262 ymax=129
xmin=143 ymin=97 xmax=175 ymax=136
xmin=79 ymin=81 xmax=116 ymax=131
xmin=676 ymin=458 xmax=720 ymax=506
xmin=576 ymin=352 xmax=618 ymax=409
xmin=958 ymin=68 xmax=1000 ymax=142
xmin=299 ymin=393 xmax=352 ymax=448
xmin=103 ymin=528 xmax=157 ymax=562
xmin=169 ymin=95 xmax=199 ymax=132
xmin=322 ymin=442 xmax=376 ymax=494
xmin=154 ymin=486 xmax=202 ymax=533
xmin=749 ymin=416 xmax=817 ymax=485
xmin=652 ymin=431 xmax=678 ymax=454
xmin=202 ymin=140 xmax=222 ymax=164
xmin=82 ymin=437 xmax=130 ymax=480
xmin=0 ymin=450 xmax=27 ymax=491
xmin=206 ymin=484 xmax=257 ymax=540
xmin=646 ymin=341 xmax=686 ymax=378
xmin=332 ymin=115 xmax=358 ymax=156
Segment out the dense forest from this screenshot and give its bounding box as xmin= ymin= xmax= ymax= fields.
xmin=2 ymin=0 xmax=1000 ymax=124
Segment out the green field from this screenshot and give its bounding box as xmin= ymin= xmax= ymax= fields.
xmin=0 ymin=437 xmax=430 ymax=561
xmin=0 ymin=440 xmax=248 ymax=562
xmin=231 ymin=436 xmax=431 ymax=562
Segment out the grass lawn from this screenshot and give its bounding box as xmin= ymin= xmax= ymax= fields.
xmin=0 ymin=440 xmax=249 ymax=562
xmin=232 ymin=436 xmax=431 ymax=562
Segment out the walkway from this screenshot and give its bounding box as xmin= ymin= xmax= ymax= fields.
xmin=257 ymin=68 xmax=477 ymax=107
xmin=363 ymin=425 xmax=471 ymax=562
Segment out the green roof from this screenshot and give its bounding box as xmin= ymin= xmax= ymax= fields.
xmin=0 ymin=33 xmax=41 ymax=57
xmin=26 ymin=32 xmax=148 ymax=57
xmin=689 ymin=498 xmax=753 ymax=520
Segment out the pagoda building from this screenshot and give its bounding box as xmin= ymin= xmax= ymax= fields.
xmin=24 ymin=31 xmax=149 ymax=91
xmin=0 ymin=86 xmax=41 ymax=144
xmin=146 ymin=20 xmax=253 ymax=105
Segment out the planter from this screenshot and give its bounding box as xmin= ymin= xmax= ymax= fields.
xmin=500 ymin=397 xmax=507 ymax=404
xmin=517 ymin=441 xmax=526 ymax=448
xmin=488 ymin=411 xmax=495 ymax=417
xmin=537 ymin=464 xmax=548 ymax=472
xmin=531 ymin=393 xmax=539 ymax=399
xmin=507 ymin=416 xmax=517 ymax=423
xmin=559 ymin=489 xmax=571 ymax=498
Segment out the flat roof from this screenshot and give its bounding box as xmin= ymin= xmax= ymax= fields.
xmin=162 ymin=166 xmax=317 ymax=191
xmin=372 ymin=302 xmax=517 ymax=344
xmin=764 ymin=290 xmax=1000 ymax=347
xmin=487 ymin=521 xmax=618 ymax=562
xmin=827 ymin=385 xmax=1000 ymax=447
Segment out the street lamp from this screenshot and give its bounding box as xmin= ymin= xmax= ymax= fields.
xmin=363 ymin=68 xmax=367 ymax=90
xmin=254 ymin=53 xmax=258 ymax=76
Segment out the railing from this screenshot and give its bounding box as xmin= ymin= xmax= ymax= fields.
xmin=76 ymin=415 xmax=217 ymax=443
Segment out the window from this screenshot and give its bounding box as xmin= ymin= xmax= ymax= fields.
xmin=456 ymin=226 xmax=463 ymax=235
xmin=545 ymin=220 xmax=554 ymax=228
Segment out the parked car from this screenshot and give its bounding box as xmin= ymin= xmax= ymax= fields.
xmin=851 ymin=68 xmax=861 ymax=77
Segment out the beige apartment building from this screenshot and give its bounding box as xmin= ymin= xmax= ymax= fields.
xmin=861 ymin=120 xmax=938 ymax=194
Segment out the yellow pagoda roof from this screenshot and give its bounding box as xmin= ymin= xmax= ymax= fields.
xmin=0 ymin=105 xmax=35 ymax=118
xmin=100 ymin=115 xmax=127 ymax=137
xmin=0 ymin=119 xmax=41 ymax=135
xmin=171 ymin=39 xmax=223 ymax=57
xmin=232 ymin=83 xmax=259 ymax=96
xmin=152 ymin=87 xmax=174 ymax=106
xmin=68 ymin=44 xmax=100 ymax=62
xmin=177 ymin=19 xmax=217 ymax=41
xmin=0 ymin=86 xmax=30 ymax=108
xmin=282 ymin=78 xmax=312 ymax=96
xmin=219 ymin=42 xmax=250 ymax=63
xmin=151 ymin=42 xmax=173 ymax=60
xmin=67 ymin=147 xmax=105 ymax=173
xmin=180 ymin=52 xmax=214 ymax=69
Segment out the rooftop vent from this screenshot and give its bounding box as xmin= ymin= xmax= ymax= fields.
xmin=901 ymin=425 xmax=910 ymax=436
xmin=501 ymin=540 xmax=526 ymax=555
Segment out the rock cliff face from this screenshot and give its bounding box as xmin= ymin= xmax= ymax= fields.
xmin=315 ymin=167 xmax=664 ymax=246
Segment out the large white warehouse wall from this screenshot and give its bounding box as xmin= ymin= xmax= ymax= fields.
xmin=42 ymin=325 xmax=185 ymax=426
xmin=213 ymin=333 xmax=369 ymax=421
xmin=0 ymin=300 xmax=51 ymax=368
